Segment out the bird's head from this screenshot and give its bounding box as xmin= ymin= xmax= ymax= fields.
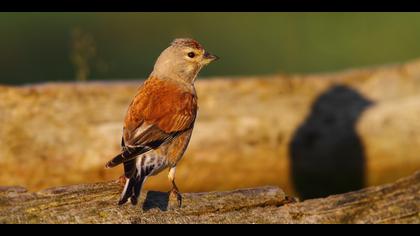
xmin=152 ymin=38 xmax=219 ymax=83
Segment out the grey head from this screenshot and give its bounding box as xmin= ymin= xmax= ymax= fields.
xmin=151 ymin=38 xmax=219 ymax=84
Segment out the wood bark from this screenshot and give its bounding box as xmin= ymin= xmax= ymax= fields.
xmin=1 ymin=171 xmax=418 ymax=224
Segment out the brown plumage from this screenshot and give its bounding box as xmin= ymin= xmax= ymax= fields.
xmin=105 ymin=38 xmax=218 ymax=206
xmin=125 ymin=76 xmax=197 ymax=135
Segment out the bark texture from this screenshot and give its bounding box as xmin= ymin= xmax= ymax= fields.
xmin=0 ymin=171 xmax=418 ymax=224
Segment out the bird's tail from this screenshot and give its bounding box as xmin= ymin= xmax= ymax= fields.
xmin=118 ymin=168 xmax=147 ymax=206
xmin=115 ymin=152 xmax=160 ymax=205
xmin=105 ymin=145 xmax=151 ymax=169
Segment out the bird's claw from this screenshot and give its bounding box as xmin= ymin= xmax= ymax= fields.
xmin=169 ymin=188 xmax=182 ymax=208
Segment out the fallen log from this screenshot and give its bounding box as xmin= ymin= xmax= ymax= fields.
xmin=0 ymin=170 xmax=418 ymax=224
xmin=2 ymin=60 xmax=420 ymax=197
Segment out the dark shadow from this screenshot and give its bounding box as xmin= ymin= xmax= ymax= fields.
xmin=142 ymin=191 xmax=169 ymax=212
xmin=289 ymin=85 xmax=373 ymax=200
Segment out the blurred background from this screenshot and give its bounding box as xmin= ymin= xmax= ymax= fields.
xmin=1 ymin=13 xmax=420 ymax=201
xmin=2 ymin=13 xmax=420 ymax=84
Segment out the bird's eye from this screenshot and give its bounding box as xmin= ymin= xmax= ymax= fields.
xmin=187 ymin=52 xmax=195 ymax=58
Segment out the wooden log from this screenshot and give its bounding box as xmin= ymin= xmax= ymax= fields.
xmin=1 ymin=59 xmax=420 ymax=197
xmin=0 ymin=171 xmax=418 ymax=224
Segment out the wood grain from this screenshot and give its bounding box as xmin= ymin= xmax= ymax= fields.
xmin=0 ymin=171 xmax=418 ymax=224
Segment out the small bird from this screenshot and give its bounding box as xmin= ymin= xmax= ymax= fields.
xmin=105 ymin=38 xmax=218 ymax=207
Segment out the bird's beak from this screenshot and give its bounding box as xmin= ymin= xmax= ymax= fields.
xmin=203 ymin=51 xmax=219 ymax=63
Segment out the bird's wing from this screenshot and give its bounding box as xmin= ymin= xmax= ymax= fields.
xmin=105 ymin=77 xmax=197 ymax=168
xmin=124 ymin=76 xmax=197 ymax=146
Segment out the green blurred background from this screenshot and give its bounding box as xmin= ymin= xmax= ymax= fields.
xmin=2 ymin=12 xmax=420 ymax=85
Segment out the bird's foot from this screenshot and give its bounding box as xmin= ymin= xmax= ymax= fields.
xmin=168 ymin=188 xmax=182 ymax=209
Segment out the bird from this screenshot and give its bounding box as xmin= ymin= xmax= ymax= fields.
xmin=105 ymin=38 xmax=218 ymax=207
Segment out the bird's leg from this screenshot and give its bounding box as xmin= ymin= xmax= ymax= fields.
xmin=171 ymin=179 xmax=182 ymax=208
xmin=168 ymin=167 xmax=182 ymax=208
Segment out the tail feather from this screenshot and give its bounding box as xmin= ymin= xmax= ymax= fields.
xmin=105 ymin=145 xmax=151 ymax=169
xmin=118 ymin=177 xmax=136 ymax=205
xmin=118 ymin=158 xmax=148 ymax=206
xmin=106 ymin=132 xmax=182 ymax=169
xmin=123 ymin=159 xmax=137 ymax=178
xmin=115 ymin=152 xmax=163 ymax=206
xmin=131 ymin=175 xmax=147 ymax=205
xmin=118 ymin=175 xmax=147 ymax=206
